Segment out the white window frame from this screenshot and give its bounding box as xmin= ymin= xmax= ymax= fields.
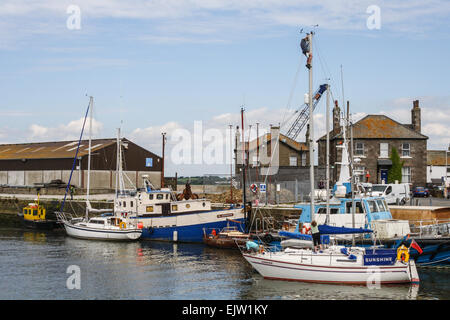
xmin=379 ymin=143 xmax=389 ymax=158
xmin=289 ymin=156 xmax=297 ymax=167
xmin=354 ymin=142 xmax=365 ymax=156
xmin=301 ymin=152 xmax=306 ymax=166
xmin=401 ymin=143 xmax=411 ymax=157
xmin=402 ymin=167 xmax=411 ymax=183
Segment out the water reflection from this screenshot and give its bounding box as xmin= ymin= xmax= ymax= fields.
xmin=0 ymin=227 xmax=448 ymax=300
xmin=241 ymin=275 xmax=419 ymax=300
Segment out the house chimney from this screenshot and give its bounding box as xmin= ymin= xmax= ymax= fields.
xmin=411 ymin=100 xmax=421 ymax=133
xmin=333 ymin=100 xmax=341 ymax=133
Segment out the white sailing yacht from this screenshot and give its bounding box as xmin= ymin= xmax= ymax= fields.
xmin=57 ymin=97 xmax=142 ymax=241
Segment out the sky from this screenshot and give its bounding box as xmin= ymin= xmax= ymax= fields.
xmin=0 ymin=0 xmax=449 ymax=177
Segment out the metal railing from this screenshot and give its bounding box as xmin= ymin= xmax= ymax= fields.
xmin=409 ymin=219 xmax=450 ymax=238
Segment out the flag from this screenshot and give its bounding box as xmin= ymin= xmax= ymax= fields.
xmin=410 ymin=239 xmax=423 ymax=254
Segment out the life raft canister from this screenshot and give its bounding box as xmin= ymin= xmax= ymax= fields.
xmin=396 ymin=245 xmax=410 ymax=262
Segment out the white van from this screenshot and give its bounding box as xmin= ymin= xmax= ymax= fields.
xmin=370 ymin=183 xmax=410 ymax=205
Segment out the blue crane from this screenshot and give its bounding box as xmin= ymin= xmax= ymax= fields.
xmin=285 ymin=84 xmax=328 ymax=141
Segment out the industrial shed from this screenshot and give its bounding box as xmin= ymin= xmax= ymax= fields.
xmin=0 ymin=138 xmax=162 ymax=189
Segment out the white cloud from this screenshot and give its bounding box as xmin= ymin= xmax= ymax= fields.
xmin=28 ymin=117 xmax=103 ymax=142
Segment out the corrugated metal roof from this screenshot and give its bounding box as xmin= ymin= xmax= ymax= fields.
xmin=0 ymin=139 xmax=116 ymax=160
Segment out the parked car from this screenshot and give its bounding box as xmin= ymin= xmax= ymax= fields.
xmin=412 ymin=186 xmax=430 ymax=198
xmin=44 ymin=179 xmax=70 ymax=188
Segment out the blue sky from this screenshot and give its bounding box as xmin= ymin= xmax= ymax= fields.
xmin=0 ymin=1 xmax=449 ymax=176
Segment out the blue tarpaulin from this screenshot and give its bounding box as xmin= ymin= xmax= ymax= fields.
xmin=318 ymin=225 xmax=373 ymax=235
xmin=278 ymin=231 xmax=330 ymax=244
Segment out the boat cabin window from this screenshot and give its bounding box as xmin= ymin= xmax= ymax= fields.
xmin=90 ymin=219 xmax=105 ymax=225
xmin=149 ymin=194 xmax=154 ymax=200
xmin=165 ymin=194 xmax=169 ymax=200
xmin=376 ymin=199 xmax=388 ymax=212
xmin=33 ymin=209 xmax=38 ymax=216
xmin=345 ymin=202 xmax=364 ymax=214
xmin=317 ymin=208 xmax=339 ymax=214
xmin=130 ymin=201 xmax=133 ymax=207
xmin=157 ymin=194 xmax=164 ymax=200
xmin=123 ymin=201 xmax=126 ymax=207
xmin=367 ymin=200 xmax=386 ymax=213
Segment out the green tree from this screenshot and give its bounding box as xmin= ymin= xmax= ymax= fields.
xmin=388 ymin=147 xmax=404 ymax=183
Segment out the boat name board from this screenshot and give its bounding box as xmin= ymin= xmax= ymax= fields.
xmin=363 ymin=254 xmax=396 ymax=266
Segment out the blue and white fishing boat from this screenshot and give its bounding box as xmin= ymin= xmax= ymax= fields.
xmin=115 ymin=176 xmax=246 ymax=243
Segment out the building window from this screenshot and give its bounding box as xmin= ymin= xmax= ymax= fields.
xmin=289 ymin=156 xmax=297 ymax=166
xmin=402 ymin=167 xmax=411 ymax=183
xmin=401 ymin=143 xmax=410 ymax=157
xmin=354 ymin=142 xmax=364 ymax=156
xmin=380 ymin=143 xmax=389 ymax=158
xmin=301 ymin=152 xmax=306 ymax=166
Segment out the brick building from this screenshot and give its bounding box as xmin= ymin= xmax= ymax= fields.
xmin=318 ymin=100 xmax=428 ymax=187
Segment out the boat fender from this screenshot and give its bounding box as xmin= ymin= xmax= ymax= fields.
xmin=119 ymin=222 xmax=127 ymax=230
xmin=263 ymin=233 xmax=273 ymax=244
xmin=396 ymin=245 xmax=409 ymax=263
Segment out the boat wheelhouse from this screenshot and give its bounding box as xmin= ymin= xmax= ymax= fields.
xmin=19 ymin=201 xmax=60 ymax=230
xmin=293 ymin=196 xmax=411 ymax=240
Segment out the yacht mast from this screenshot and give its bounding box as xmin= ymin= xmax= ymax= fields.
xmin=325 ymin=82 xmax=330 ymax=224
xmin=307 ymin=32 xmax=315 ymax=222
xmin=86 ymin=96 xmax=93 ymax=221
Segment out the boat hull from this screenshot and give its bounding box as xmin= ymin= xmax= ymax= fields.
xmin=63 ymin=222 xmax=142 ymax=241
xmin=138 ymin=208 xmax=246 ymax=243
xmin=346 ymin=238 xmax=450 ymax=267
xmin=242 ymin=252 xmax=418 ymax=285
xmin=19 ymin=215 xmax=61 ymax=230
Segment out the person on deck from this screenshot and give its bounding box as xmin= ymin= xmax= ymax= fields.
xmin=310 ymin=220 xmax=322 ymax=252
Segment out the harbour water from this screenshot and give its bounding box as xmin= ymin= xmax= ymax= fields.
xmin=0 ymin=226 xmax=449 ymax=300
